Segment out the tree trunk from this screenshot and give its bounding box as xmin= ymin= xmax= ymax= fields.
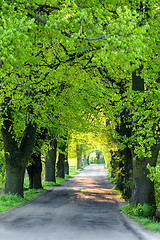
xmin=130 ymin=67 xmax=158 ymax=206
xmin=116 ymin=152 xmax=125 ymax=192
xmin=119 ymin=108 xmax=133 ymax=199
xmin=45 ymin=137 xmax=57 ymax=182
xmin=5 ymin=160 xmax=25 ymax=197
xmin=87 ymin=156 xmax=89 ymax=165
xmin=1 ymin=103 xmax=36 ymax=196
xmin=57 ymin=140 xmax=67 ymax=179
xmin=76 ymin=144 xmax=82 ymax=169
xmin=64 ymin=147 xmax=69 ymax=175
xmin=110 ymin=150 xmax=120 ymax=179
xmin=27 ymin=130 xmax=46 ymax=189
xmin=57 ymin=152 xmax=65 ymax=179
xmin=27 ymin=151 xmax=43 ymax=189
xmin=64 ymin=160 xmax=69 ymax=175
xmin=96 ymin=153 xmax=100 ymax=164
xmin=122 ymin=145 xmax=133 ymax=198
xmin=130 ymin=144 xmax=160 ymax=206
xmin=83 ymin=154 xmax=87 ymax=165
xmin=77 ymin=157 xmax=82 ymax=169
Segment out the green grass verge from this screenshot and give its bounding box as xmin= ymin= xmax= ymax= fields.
xmin=121 ymin=203 xmax=160 ymax=232
xmin=129 ymin=215 xmax=160 ymax=232
xmin=0 ymin=189 xmax=46 ymax=213
xmin=0 ymin=164 xmax=87 ymax=213
xmin=107 ymin=176 xmax=160 ymax=233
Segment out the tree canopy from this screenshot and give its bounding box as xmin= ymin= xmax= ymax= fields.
xmin=0 ymin=0 xmax=160 ymax=214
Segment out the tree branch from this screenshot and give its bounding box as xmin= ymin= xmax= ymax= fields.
xmin=85 ymin=36 xmax=105 ymax=40
xmin=27 ymin=13 xmax=47 ymax=24
xmin=20 ymin=121 xmax=37 ymax=161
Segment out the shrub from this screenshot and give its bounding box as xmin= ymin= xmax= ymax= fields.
xmin=121 ymin=203 xmax=154 ymax=218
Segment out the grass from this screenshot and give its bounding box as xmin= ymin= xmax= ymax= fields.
xmin=129 ymin=215 xmax=160 ymax=232
xmin=121 ymin=203 xmax=160 ymax=232
xmin=0 ymin=164 xmax=87 ymax=213
xmin=107 ymin=174 xmax=160 ymax=233
xmin=0 ymin=194 xmax=26 ymax=213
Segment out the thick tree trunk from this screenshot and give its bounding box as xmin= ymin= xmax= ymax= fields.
xmin=27 ymin=130 xmax=46 ymax=189
xmin=110 ymin=150 xmax=120 ymax=179
xmin=122 ymin=145 xmax=133 ymax=198
xmin=27 ymin=151 xmax=43 ymax=189
xmin=57 ymin=152 xmax=65 ymax=179
xmin=64 ymin=160 xmax=69 ymax=175
xmin=45 ymin=138 xmax=57 ymax=182
xmin=57 ymin=140 xmax=67 ymax=179
xmin=130 ymin=144 xmax=160 ymax=206
xmin=119 ymin=108 xmax=133 ymax=198
xmin=77 ymin=157 xmax=82 ymax=169
xmin=5 ymin=160 xmax=25 ymax=197
xmin=130 ymin=67 xmax=158 ymax=206
xmin=1 ymin=103 xmax=36 ymax=196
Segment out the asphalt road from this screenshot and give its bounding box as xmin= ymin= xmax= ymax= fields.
xmin=0 ymin=164 xmax=159 ymax=240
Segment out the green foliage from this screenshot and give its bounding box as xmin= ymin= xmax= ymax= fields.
xmin=0 ymin=194 xmax=26 ymax=213
xmin=121 ymin=204 xmax=160 ymax=232
xmin=121 ymin=203 xmax=154 ymax=218
xmin=0 ymin=0 xmax=160 ymax=206
xmin=147 ymin=163 xmax=160 ymax=212
xmin=24 ymin=189 xmax=46 ymax=200
xmin=130 ymin=216 xmax=160 ymax=232
xmin=0 ymin=151 xmax=5 ymax=188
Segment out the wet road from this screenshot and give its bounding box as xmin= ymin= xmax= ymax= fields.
xmin=0 ymin=164 xmax=149 ymax=240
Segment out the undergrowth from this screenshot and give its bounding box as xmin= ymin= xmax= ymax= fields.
xmin=121 ymin=203 xmax=160 ymax=232
xmin=107 ymin=168 xmax=160 ymax=232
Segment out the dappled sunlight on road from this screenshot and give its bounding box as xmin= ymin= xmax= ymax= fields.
xmin=76 ymin=189 xmax=115 ymax=203
xmin=71 ymin=177 xmax=125 ymax=204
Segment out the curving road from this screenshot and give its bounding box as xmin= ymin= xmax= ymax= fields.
xmin=0 ymin=164 xmax=159 ymax=240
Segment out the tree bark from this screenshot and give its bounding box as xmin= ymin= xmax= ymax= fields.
xmin=83 ymin=154 xmax=87 ymax=165
xmin=76 ymin=144 xmax=82 ymax=169
xmin=87 ymin=156 xmax=89 ymax=165
xmin=57 ymin=140 xmax=67 ymax=179
xmin=119 ymin=108 xmax=133 ymax=198
xmin=110 ymin=150 xmax=119 ymax=179
xmin=5 ymin=160 xmax=25 ymax=197
xmin=45 ymin=137 xmax=57 ymax=182
xmin=130 ymin=67 xmax=158 ymax=206
xmin=64 ymin=146 xmax=69 ymax=175
xmin=57 ymin=152 xmax=65 ymax=179
xmin=130 ymin=143 xmax=160 ymax=206
xmin=27 ymin=129 xmax=46 ymax=189
xmin=1 ymin=103 xmax=36 ymax=196
xmin=27 ymin=150 xmax=43 ymax=189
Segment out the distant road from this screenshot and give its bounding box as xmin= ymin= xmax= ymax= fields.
xmin=0 ymin=164 xmax=159 ymax=240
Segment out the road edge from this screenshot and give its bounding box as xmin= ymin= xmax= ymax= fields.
xmin=117 ymin=201 xmax=160 ymax=240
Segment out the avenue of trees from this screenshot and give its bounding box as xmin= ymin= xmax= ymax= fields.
xmin=0 ymin=0 xmax=160 ymax=217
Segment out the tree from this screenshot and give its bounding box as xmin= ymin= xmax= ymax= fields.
xmin=1 ymin=1 xmax=160 ymax=211
xmin=1 ymin=102 xmax=36 ymax=196
xmin=27 ymin=129 xmax=47 ymax=189
xmin=57 ymin=137 xmax=68 ymax=179
xmin=0 ymin=1 xmax=106 ymax=195
xmin=45 ymin=136 xmax=57 ymax=182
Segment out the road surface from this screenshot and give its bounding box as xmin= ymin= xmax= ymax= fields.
xmin=0 ymin=164 xmax=159 ymax=240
